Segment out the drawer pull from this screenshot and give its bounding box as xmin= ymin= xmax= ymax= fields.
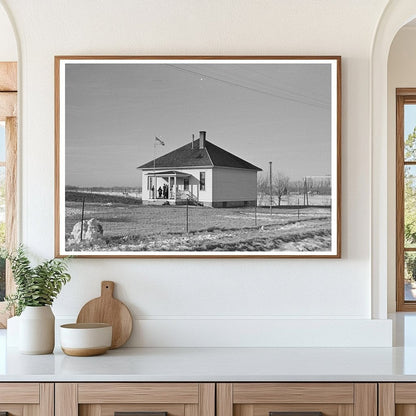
xmin=115 ymin=413 xmax=168 ymax=416
xmin=270 ymin=413 xmax=323 ymax=416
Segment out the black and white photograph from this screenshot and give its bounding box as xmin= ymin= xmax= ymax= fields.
xmin=55 ymin=57 xmax=341 ymax=257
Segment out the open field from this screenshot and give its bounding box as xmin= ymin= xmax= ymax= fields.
xmin=65 ymin=194 xmax=332 ymax=252
xmin=67 ymin=188 xmax=331 ymax=207
xmin=259 ymin=193 xmax=332 ymax=207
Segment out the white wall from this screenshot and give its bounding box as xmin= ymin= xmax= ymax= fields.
xmin=195 ymin=169 xmax=211 ymax=204
xmin=0 ymin=0 xmax=394 ymax=347
xmin=0 ymin=4 xmax=16 ymax=62
xmin=212 ymin=168 xmax=257 ymax=202
xmin=387 ymin=26 xmax=416 ymax=312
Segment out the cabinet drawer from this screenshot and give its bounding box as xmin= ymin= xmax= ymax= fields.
xmin=56 ymin=383 xmax=215 ymax=416
xmin=0 ymin=383 xmax=39 ymax=403
xmin=217 ymin=383 xmax=376 ymax=416
xmin=78 ymin=383 xmax=200 ymax=404
xmin=0 ymin=383 xmax=53 ymax=415
xmin=379 ymin=383 xmax=416 ymax=415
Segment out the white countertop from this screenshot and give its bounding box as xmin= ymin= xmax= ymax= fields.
xmin=2 ymin=313 xmax=416 ymax=382
xmin=2 ymin=345 xmax=416 ymax=382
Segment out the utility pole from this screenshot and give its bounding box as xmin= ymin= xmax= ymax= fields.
xmin=269 ymin=161 xmax=273 ymax=216
xmin=303 ymin=176 xmax=306 ymax=206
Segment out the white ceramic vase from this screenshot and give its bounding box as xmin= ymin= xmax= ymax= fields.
xmin=19 ymin=306 xmax=55 ymax=354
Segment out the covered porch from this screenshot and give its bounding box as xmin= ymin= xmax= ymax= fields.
xmin=144 ymin=170 xmax=197 ymax=205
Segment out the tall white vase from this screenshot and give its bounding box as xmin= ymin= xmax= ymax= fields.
xmin=19 ymin=306 xmax=55 ymax=354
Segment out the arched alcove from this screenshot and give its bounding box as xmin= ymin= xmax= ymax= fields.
xmin=372 ymin=1 xmax=416 ymax=319
xmin=387 ymin=21 xmax=416 ymax=314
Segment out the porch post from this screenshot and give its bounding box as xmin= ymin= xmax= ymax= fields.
xmin=155 ymin=176 xmax=158 ymax=199
xmin=165 ymin=176 xmax=169 ymax=199
xmin=174 ymin=176 xmax=177 ymax=201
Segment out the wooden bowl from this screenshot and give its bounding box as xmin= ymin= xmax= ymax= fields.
xmin=60 ymin=323 xmax=112 ymax=356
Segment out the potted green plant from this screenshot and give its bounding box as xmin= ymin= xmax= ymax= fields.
xmin=4 ymin=246 xmax=71 ymax=354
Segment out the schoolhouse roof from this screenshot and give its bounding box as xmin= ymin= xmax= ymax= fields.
xmin=137 ymin=139 xmax=262 ymax=171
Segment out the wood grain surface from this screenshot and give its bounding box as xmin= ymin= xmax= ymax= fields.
xmin=0 ymin=383 xmax=39 ymax=403
xmin=217 ymin=384 xmax=233 ymax=416
xmin=62 ymin=346 xmax=110 ymax=357
xmin=55 ymin=383 xmax=78 ymax=416
xmin=76 ymin=281 xmax=133 ymax=348
xmin=0 ymin=92 xmax=16 ymax=121
xmin=354 ymin=383 xmax=377 ymax=416
xmin=77 ymin=383 xmax=199 ymax=404
xmin=379 ymin=383 xmax=395 ymax=416
xmin=232 ymin=383 xmax=353 ymax=404
xmin=0 ymin=62 xmax=17 ymax=92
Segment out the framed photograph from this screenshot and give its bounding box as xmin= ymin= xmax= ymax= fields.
xmin=55 ymin=56 xmax=341 ymax=258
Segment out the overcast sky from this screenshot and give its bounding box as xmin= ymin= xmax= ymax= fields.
xmin=65 ymin=61 xmax=332 ymax=187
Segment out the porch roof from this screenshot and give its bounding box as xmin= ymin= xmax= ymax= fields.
xmin=138 ymin=138 xmax=262 ymax=171
xmin=144 ymin=170 xmax=191 ymax=178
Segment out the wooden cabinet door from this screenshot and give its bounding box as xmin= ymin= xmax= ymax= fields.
xmin=217 ymin=383 xmax=377 ymax=416
xmin=0 ymin=383 xmax=53 ymax=416
xmin=379 ymin=383 xmax=416 ymax=416
xmin=55 ymin=383 xmax=215 ymax=416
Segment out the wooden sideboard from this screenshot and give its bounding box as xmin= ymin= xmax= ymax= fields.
xmin=3 ymin=382 xmax=416 ymax=416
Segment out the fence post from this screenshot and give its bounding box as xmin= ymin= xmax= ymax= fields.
xmin=269 ymin=161 xmax=273 ymax=216
xmin=297 ymin=197 xmax=300 ymax=220
xmin=80 ymin=196 xmax=86 ymax=241
xmin=186 ymin=198 xmax=189 ymax=233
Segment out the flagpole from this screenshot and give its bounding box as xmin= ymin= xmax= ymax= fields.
xmin=153 ymin=137 xmax=165 ymax=200
xmin=153 ymin=141 xmax=156 ymax=200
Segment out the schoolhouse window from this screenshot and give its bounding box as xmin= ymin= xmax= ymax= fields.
xmin=200 ymin=172 xmax=205 ymax=191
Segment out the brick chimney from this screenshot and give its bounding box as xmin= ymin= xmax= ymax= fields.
xmin=199 ymin=131 xmax=206 ymax=149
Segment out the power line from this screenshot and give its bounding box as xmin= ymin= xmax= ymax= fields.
xmin=245 ymin=67 xmax=330 ymax=107
xmin=168 ymin=64 xmax=330 ymax=110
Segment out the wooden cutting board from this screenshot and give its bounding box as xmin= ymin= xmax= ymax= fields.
xmin=76 ymin=281 xmax=133 ymax=349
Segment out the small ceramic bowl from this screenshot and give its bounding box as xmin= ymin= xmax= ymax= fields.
xmin=60 ymin=323 xmax=112 ymax=356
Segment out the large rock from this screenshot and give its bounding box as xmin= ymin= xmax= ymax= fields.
xmin=71 ymin=218 xmax=103 ymax=243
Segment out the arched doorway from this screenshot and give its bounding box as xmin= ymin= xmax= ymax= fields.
xmin=371 ymin=1 xmax=416 ymax=318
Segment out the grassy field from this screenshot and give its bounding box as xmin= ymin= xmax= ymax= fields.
xmin=65 ymin=193 xmax=332 ymax=252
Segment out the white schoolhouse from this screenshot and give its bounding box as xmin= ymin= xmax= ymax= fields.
xmin=138 ymin=131 xmax=262 ymax=207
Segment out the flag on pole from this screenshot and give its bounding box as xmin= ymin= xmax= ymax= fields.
xmin=155 ymin=136 xmax=165 ymax=146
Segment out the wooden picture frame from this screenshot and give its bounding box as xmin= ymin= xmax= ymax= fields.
xmin=396 ymin=88 xmax=416 ymax=310
xmin=55 ymin=56 xmax=341 ymax=258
